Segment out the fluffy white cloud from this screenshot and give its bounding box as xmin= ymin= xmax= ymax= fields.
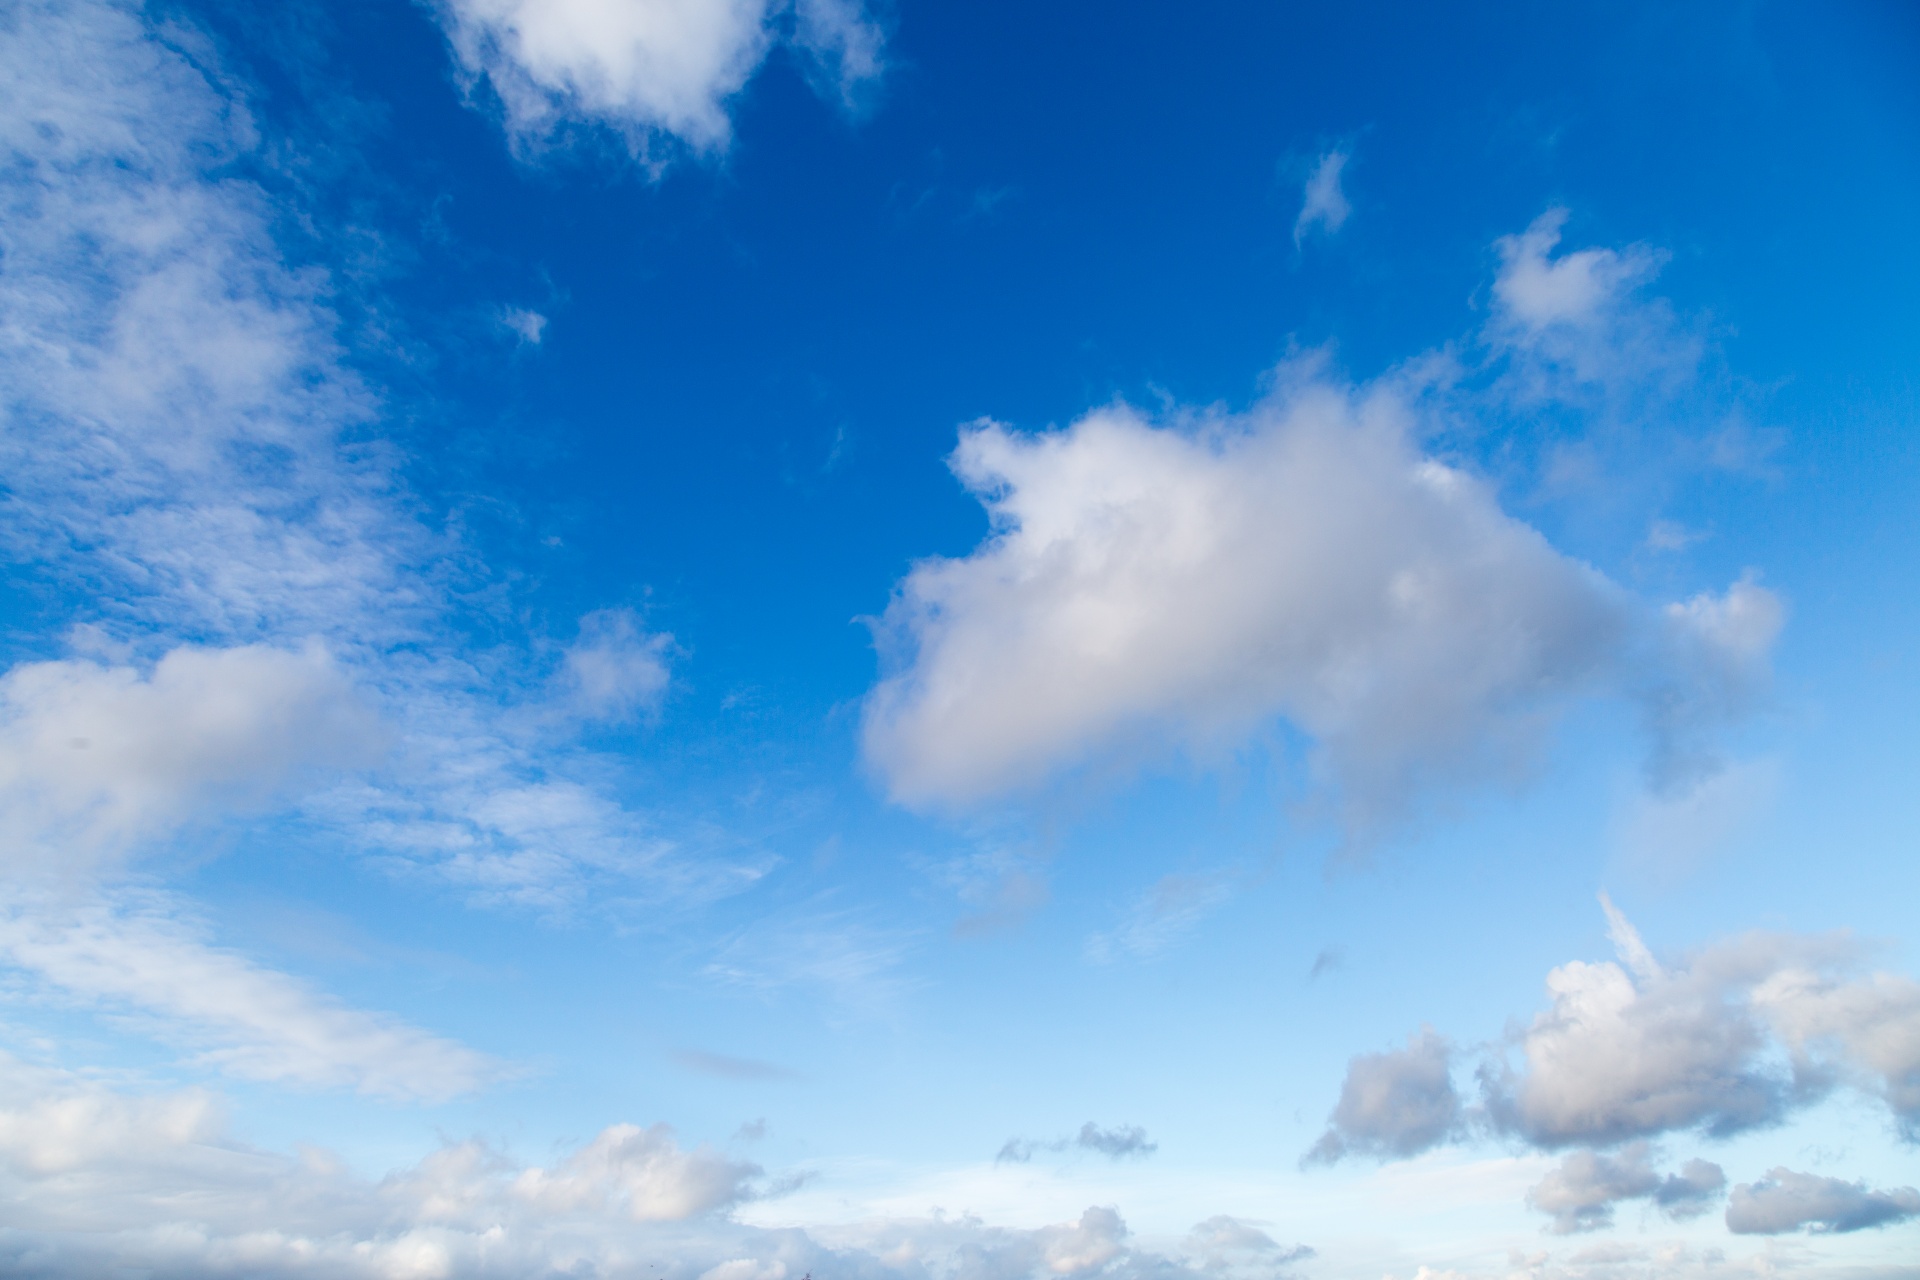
xmin=863 ymin=374 xmax=1774 ymax=830
xmin=0 ymin=644 xmax=378 ymax=871
xmin=1724 ymin=1168 xmax=1920 ymax=1235
xmin=437 ymin=0 xmax=884 ymax=160
xmin=1481 ymin=898 xmax=1792 ymax=1147
xmin=1306 ymin=1027 xmax=1460 ymax=1163
xmin=1525 ymin=1143 xmax=1725 ymax=1234
xmin=1294 ymin=149 xmax=1351 ymax=244
xmin=0 ymin=894 xmax=500 ymax=1101
xmin=1313 ymin=899 xmax=1920 ymax=1204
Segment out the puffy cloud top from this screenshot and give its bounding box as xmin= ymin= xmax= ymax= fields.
xmin=863 ymin=382 xmax=1776 ymax=834
xmin=438 ymin=0 xmax=884 ymax=160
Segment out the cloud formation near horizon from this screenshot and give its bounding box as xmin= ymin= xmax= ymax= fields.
xmin=1306 ymin=897 xmax=1920 ymax=1232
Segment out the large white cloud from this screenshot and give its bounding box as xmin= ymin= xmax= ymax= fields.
xmin=862 ymin=378 xmax=1775 ymax=829
xmin=0 ymin=644 xmax=377 ymax=871
xmin=437 ymin=0 xmax=884 ymax=160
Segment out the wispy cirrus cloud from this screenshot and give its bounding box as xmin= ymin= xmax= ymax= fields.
xmin=0 ymin=0 xmax=759 ymax=1098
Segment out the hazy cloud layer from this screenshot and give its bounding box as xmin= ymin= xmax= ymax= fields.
xmin=1526 ymin=1142 xmax=1725 ymax=1234
xmin=1724 ymin=1168 xmax=1920 ymax=1235
xmin=437 ymin=0 xmax=884 ymax=161
xmin=862 ymin=371 xmax=1776 ymax=835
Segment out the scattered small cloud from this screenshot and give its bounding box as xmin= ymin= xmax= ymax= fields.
xmin=1294 ymin=148 xmax=1351 ymax=245
xmin=1308 ymin=947 xmax=1344 ymax=980
xmin=997 ymin=1121 xmax=1158 ymax=1164
xmin=498 ymin=305 xmax=548 ymax=345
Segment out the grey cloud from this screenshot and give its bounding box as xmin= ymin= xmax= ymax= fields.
xmin=1308 ymin=897 xmax=1920 ymax=1224
xmin=1479 ymin=898 xmax=1801 ymax=1148
xmin=1725 ymin=1167 xmax=1920 ymax=1235
xmin=1305 ymin=1027 xmax=1458 ymax=1164
xmin=998 ymin=1122 xmax=1157 ymax=1163
xmin=1525 ymin=1143 xmax=1725 ymax=1233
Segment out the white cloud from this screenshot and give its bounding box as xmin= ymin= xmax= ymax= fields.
xmin=1294 ymin=149 xmax=1351 ymax=244
xmin=560 ymin=608 xmax=674 ymax=722
xmin=436 ymin=0 xmax=884 ymax=162
xmin=1725 ymin=1168 xmax=1920 ymax=1235
xmin=511 ymin=1122 xmax=761 ymax=1220
xmin=862 ymin=376 xmax=1776 ymax=831
xmin=1750 ymin=961 xmax=1920 ymax=1138
xmin=1525 ymin=1143 xmax=1725 ymax=1234
xmin=2 ymin=0 xmax=762 ymax=915
xmin=1482 ymin=902 xmax=1793 ymax=1147
xmin=0 ymin=644 xmax=378 ymax=873
xmin=1306 ymin=1027 xmax=1460 ymax=1163
xmin=0 ymin=1058 xmax=1313 ymax=1279
xmin=1314 ymin=900 xmax=1920 ymax=1185
xmin=1492 ymin=209 xmax=1663 ymax=333
xmin=0 ymin=893 xmax=501 ymax=1102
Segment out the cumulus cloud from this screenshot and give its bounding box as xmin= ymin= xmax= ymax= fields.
xmin=1311 ymin=897 xmax=1920 ymax=1212
xmin=1750 ymin=958 xmax=1920 ymax=1139
xmin=0 ymin=1058 xmax=1311 ymax=1279
xmin=1480 ymin=897 xmax=1795 ymax=1148
xmin=1724 ymin=1168 xmax=1920 ymax=1235
xmin=1294 ymin=149 xmax=1351 ymax=244
xmin=0 ymin=644 xmax=378 ymax=872
xmin=998 ymin=1122 xmax=1158 ymax=1164
xmin=437 ymin=0 xmax=884 ymax=161
xmin=861 ymin=373 xmax=1777 ymax=834
xmin=0 ymin=893 xmax=501 ymax=1101
xmin=1525 ymin=1143 xmax=1725 ymax=1234
xmin=1306 ymin=1027 xmax=1459 ymax=1163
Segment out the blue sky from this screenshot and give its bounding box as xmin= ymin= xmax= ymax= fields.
xmin=2 ymin=0 xmax=1919 ymax=1276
